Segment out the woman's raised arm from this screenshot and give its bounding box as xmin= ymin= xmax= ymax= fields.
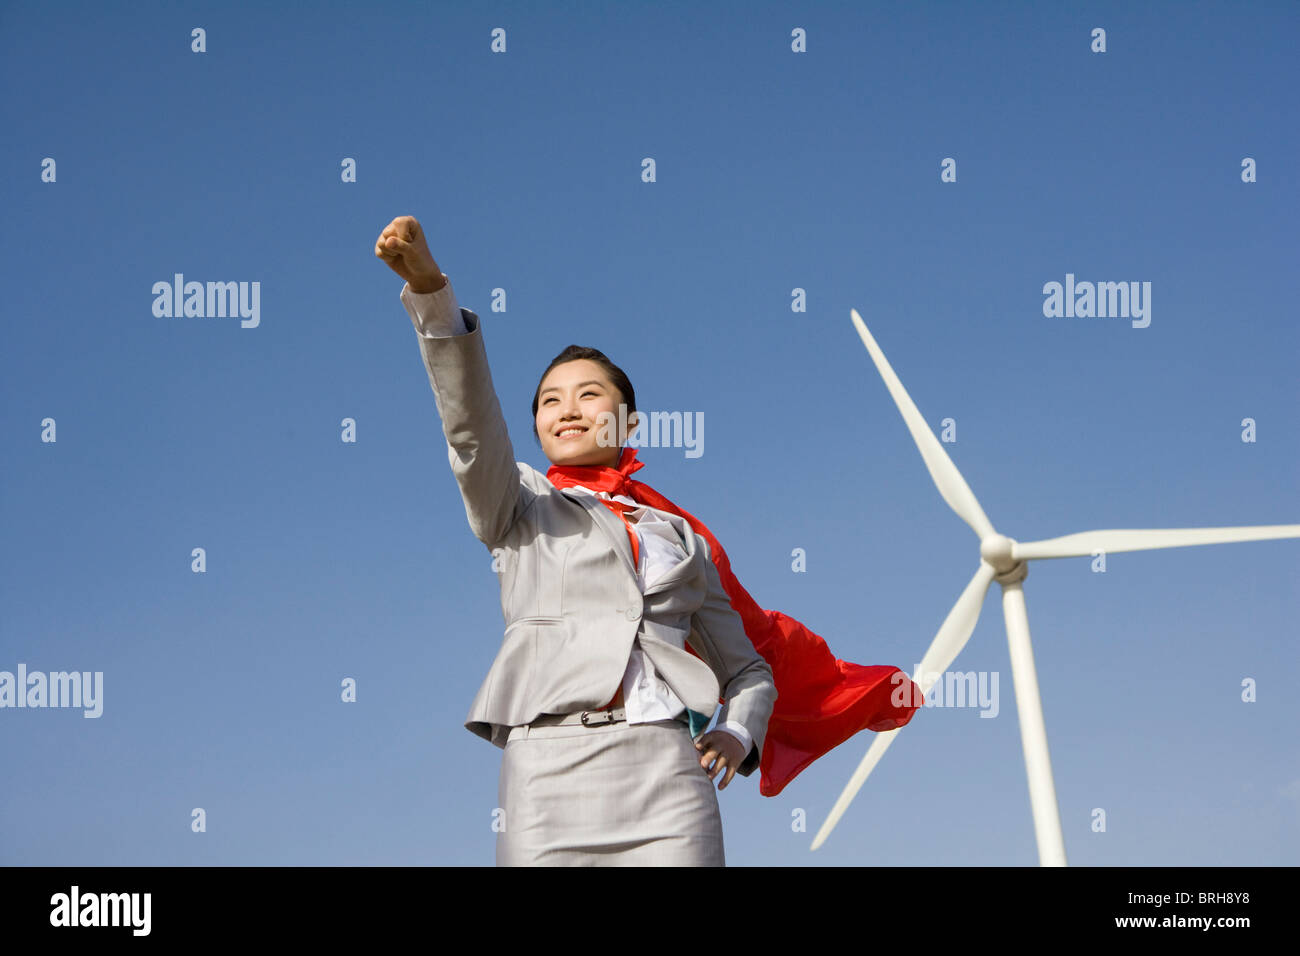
xmin=376 ymin=215 xmax=530 ymax=547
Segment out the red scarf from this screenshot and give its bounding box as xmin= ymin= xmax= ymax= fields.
xmin=547 ymin=445 xmax=922 ymax=797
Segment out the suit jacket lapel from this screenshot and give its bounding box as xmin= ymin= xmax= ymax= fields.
xmin=559 ymin=486 xmax=638 ymax=580
xmin=640 ymin=510 xmax=702 ymax=597
xmin=558 ymin=487 xmax=704 ymax=596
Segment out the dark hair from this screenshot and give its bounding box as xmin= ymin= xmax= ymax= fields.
xmin=531 ymin=345 xmax=636 ymax=446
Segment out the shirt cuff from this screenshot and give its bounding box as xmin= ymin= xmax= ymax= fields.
xmin=399 ymin=275 xmax=468 ymax=337
xmin=714 ymin=720 xmax=753 ymax=756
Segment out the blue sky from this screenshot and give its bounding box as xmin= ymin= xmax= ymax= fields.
xmin=1 ymin=0 xmax=1296 ymax=867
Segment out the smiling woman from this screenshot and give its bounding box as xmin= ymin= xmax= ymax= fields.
xmin=374 ymin=214 xmax=779 ymax=866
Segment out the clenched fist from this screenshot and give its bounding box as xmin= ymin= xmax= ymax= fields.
xmin=375 ymin=215 xmax=446 ymax=293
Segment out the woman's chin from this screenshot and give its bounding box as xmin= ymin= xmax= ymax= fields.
xmin=550 ymin=444 xmax=600 ymax=467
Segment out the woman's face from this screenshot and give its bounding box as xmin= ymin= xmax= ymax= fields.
xmin=536 ymin=359 xmax=638 ymax=468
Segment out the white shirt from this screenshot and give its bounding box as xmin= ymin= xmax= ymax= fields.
xmin=400 ymin=276 xmax=753 ymax=757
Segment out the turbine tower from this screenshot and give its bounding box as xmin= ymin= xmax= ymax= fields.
xmin=811 ymin=308 xmax=1300 ymax=866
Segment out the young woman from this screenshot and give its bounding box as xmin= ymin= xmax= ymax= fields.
xmin=375 ymin=215 xmax=777 ymax=866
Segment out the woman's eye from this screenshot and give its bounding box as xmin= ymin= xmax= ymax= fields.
xmin=542 ymin=391 xmax=597 ymax=405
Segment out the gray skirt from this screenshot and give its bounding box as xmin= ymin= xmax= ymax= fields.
xmin=497 ymin=716 xmax=725 ymax=866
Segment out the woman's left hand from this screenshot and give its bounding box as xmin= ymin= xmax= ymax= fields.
xmin=694 ymin=730 xmax=746 ymax=790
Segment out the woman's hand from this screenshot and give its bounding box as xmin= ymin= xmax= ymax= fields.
xmin=695 ymin=730 xmax=746 ymax=790
xmin=375 ymin=215 xmax=446 ymax=293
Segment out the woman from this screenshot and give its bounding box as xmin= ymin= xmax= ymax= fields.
xmin=375 ymin=215 xmax=777 ymax=866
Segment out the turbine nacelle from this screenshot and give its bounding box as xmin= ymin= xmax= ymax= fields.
xmin=979 ymin=533 xmax=1014 ymax=571
xmin=979 ymin=533 xmax=1028 ymax=584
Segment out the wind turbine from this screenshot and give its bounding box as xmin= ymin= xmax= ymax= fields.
xmin=810 ymin=308 xmax=1300 ymax=866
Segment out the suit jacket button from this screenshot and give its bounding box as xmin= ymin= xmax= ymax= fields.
xmin=626 ymin=606 xmax=642 ymax=621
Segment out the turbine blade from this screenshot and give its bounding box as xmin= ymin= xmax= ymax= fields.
xmin=1013 ymin=524 xmax=1300 ymax=561
xmin=850 ymin=309 xmax=996 ymax=540
xmin=811 ymin=561 xmax=997 ymax=850
xmin=914 ymin=561 xmax=999 ymax=690
xmin=810 ymin=729 xmax=900 ymax=851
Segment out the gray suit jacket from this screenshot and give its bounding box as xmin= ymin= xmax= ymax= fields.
xmin=415 ymin=305 xmax=776 ymax=776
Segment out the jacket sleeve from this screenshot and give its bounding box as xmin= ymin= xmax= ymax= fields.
xmin=686 ymin=534 xmax=777 ymax=777
xmin=403 ymin=279 xmax=533 ymax=548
